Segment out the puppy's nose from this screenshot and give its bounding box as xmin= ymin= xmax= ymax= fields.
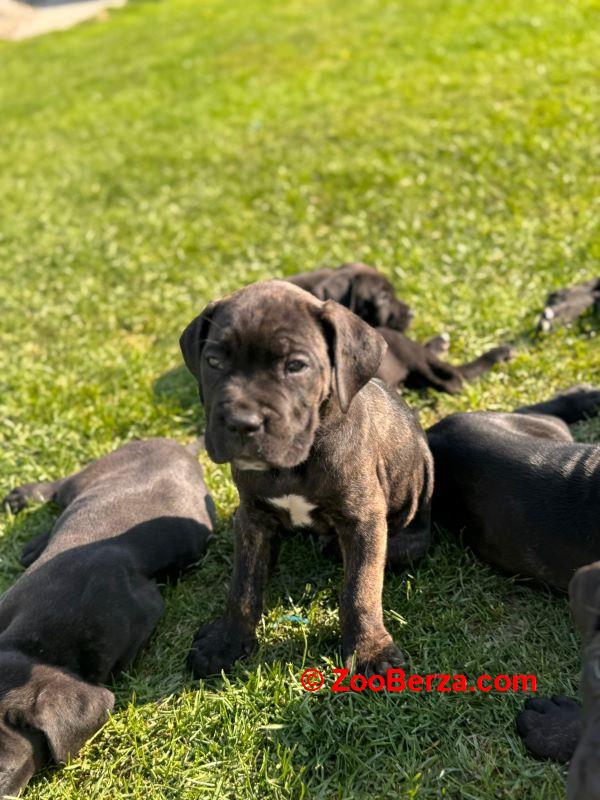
xmin=224 ymin=411 xmax=263 ymax=435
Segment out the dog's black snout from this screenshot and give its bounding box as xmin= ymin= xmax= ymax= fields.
xmin=224 ymin=410 xmax=263 ymax=435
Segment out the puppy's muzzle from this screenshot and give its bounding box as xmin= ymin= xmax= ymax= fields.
xmin=209 ymin=402 xmax=268 ymax=462
xmin=222 ymin=408 xmax=264 ymax=436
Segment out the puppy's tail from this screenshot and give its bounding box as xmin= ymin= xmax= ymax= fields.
xmin=186 ymin=435 xmax=206 ymax=456
xmin=515 ymin=386 xmax=600 ymax=425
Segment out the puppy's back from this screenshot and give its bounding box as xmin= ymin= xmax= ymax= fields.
xmin=32 ymin=438 xmax=214 ymax=565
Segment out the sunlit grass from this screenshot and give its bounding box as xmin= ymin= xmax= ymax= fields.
xmin=1 ymin=0 xmax=598 ymax=796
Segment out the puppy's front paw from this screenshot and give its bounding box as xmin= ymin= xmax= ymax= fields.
xmin=486 ymin=345 xmax=514 ymax=364
xmin=516 ymin=695 xmax=581 ymax=762
xmin=2 ymin=483 xmax=45 ymax=513
xmin=187 ymin=618 xmax=257 ymax=678
xmin=345 ymin=631 xmax=405 ymax=677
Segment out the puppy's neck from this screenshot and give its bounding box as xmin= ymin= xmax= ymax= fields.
xmin=313 ymin=390 xmax=365 ymax=451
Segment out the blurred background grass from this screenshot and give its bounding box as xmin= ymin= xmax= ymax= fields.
xmin=0 ymin=0 xmax=598 ymax=796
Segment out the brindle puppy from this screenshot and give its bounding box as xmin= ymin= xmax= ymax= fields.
xmin=287 ymin=262 xmax=413 ymax=331
xmin=180 ymin=280 xmax=433 ymax=678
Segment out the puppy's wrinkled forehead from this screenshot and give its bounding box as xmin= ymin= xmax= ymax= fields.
xmin=211 ymin=281 xmax=323 ymax=352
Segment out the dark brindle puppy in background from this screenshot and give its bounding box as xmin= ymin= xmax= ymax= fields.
xmin=0 ymin=439 xmax=214 ymax=797
xmin=180 ymin=280 xmax=433 ymax=678
xmin=288 ymin=262 xmax=513 ymax=394
xmin=376 ymin=327 xmax=513 ymax=395
xmin=286 ymin=262 xmax=413 ymax=332
xmin=517 ymin=561 xmax=600 ymax=800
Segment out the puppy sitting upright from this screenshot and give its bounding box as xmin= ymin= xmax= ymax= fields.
xmin=0 ymin=439 xmax=214 ymax=796
xmin=180 ymin=280 xmax=433 ymax=678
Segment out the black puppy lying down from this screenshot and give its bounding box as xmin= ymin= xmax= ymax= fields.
xmin=0 ymin=439 xmax=214 ymax=797
xmin=426 ymin=389 xmax=600 ymax=797
xmin=377 ymin=327 xmax=512 ymax=394
xmin=517 ymin=562 xmax=600 ymax=800
xmin=427 ymin=386 xmax=600 ymax=589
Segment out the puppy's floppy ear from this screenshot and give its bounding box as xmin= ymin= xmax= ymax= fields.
xmin=318 ymin=271 xmax=353 ymax=305
xmin=179 ymin=300 xmax=219 ymax=400
xmin=320 ymin=300 xmax=387 ymax=413
xmin=16 ymin=667 xmax=115 ymax=764
xmin=570 ymin=563 xmax=600 ymax=645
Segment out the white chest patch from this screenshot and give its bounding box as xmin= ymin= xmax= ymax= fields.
xmin=267 ymin=494 xmax=317 ymax=528
xmin=234 ymin=459 xmax=270 ymax=472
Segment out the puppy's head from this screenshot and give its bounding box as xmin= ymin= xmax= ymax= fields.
xmin=180 ymin=280 xmax=386 ymax=469
xmin=567 ymin=564 xmax=600 ymax=800
xmin=339 ymin=263 xmax=413 ymax=332
xmin=0 ymin=651 xmax=114 ymax=796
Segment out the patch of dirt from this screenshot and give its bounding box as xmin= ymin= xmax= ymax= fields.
xmin=0 ymin=0 xmax=125 ymax=41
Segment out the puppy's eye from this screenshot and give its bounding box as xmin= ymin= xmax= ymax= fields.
xmin=206 ymin=355 xmax=223 ymax=370
xmin=285 ymin=359 xmax=307 ymax=374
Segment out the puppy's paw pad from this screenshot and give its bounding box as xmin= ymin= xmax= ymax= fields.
xmin=516 ymin=695 xmax=581 ymax=762
xmin=187 ymin=619 xmax=256 ymax=679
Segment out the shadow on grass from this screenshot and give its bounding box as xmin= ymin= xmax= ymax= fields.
xmin=153 ymin=365 xmax=198 ymax=408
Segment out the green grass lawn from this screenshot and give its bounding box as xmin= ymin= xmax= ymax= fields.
xmin=1 ymin=0 xmax=599 ymax=796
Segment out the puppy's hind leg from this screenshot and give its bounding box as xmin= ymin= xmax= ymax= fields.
xmin=455 ymin=345 xmax=514 ymax=383
xmin=2 ymin=477 xmax=67 ymax=514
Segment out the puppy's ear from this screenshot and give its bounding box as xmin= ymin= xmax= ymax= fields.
xmin=179 ymin=301 xmax=219 ymax=400
xmin=570 ymin=563 xmax=600 ymax=645
xmin=18 ymin=667 xmax=115 ymax=764
xmin=319 ymin=272 xmax=353 ymax=305
xmin=320 ymin=300 xmax=387 ymax=413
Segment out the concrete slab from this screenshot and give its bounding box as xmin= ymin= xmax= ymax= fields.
xmin=0 ymin=0 xmax=125 ymax=41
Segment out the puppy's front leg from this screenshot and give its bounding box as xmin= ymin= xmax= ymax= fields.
xmin=187 ymin=501 xmax=278 ymax=678
xmin=337 ymin=508 xmax=404 ymax=675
